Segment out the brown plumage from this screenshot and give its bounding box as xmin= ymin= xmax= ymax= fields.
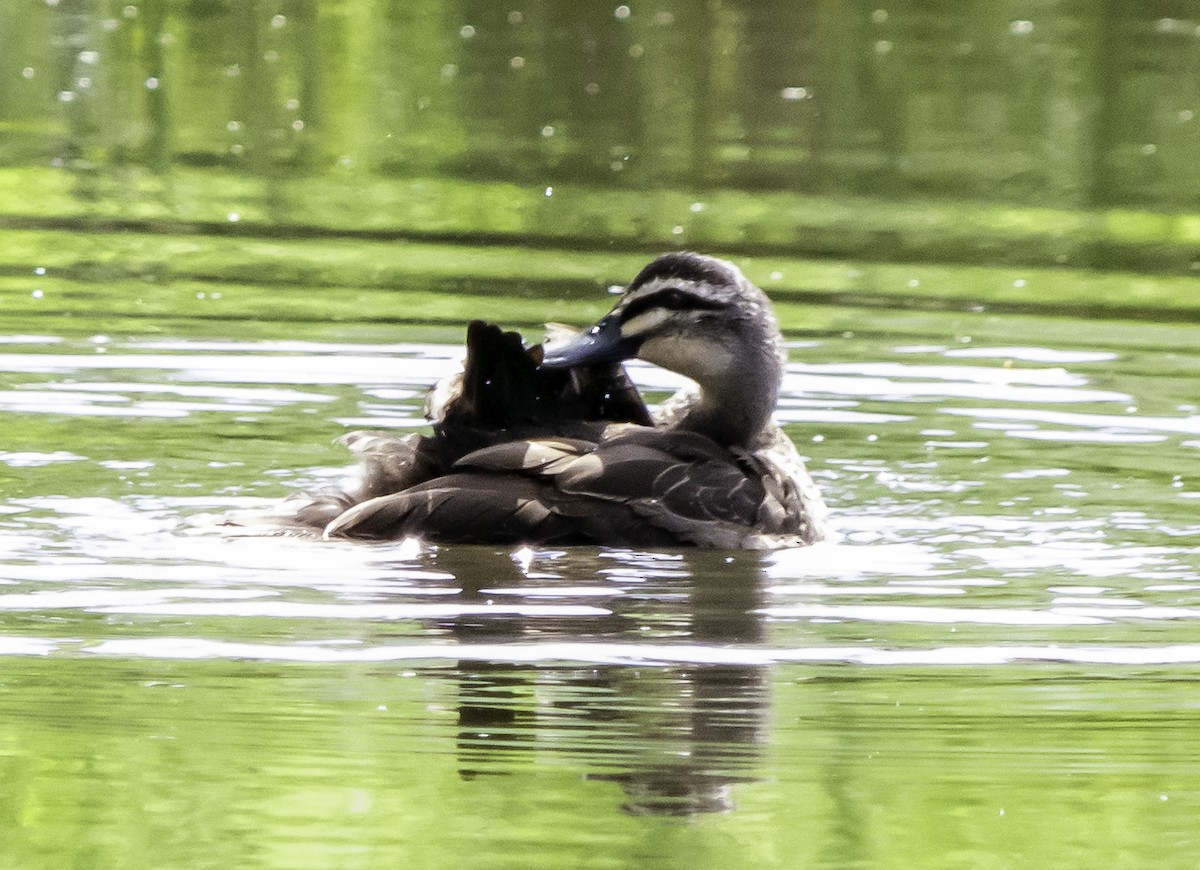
xmin=228 ymin=253 xmax=828 ymax=549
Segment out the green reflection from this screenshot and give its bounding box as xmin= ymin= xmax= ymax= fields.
xmin=2 ymin=656 xmax=1199 ymax=869
xmin=3 ymin=1 xmax=1200 ymax=273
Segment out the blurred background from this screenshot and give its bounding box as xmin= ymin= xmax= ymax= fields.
xmin=4 ymin=0 xmax=1200 ymax=318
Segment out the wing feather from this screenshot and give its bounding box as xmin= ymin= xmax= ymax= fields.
xmin=454 ymin=438 xmax=594 ymax=474
xmin=324 ymin=474 xmax=578 ymax=543
xmin=319 ymin=414 xmax=819 ymax=547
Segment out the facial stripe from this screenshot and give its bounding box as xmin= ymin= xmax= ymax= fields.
xmin=618 ymin=306 xmax=673 ymax=339
xmin=618 ymin=286 xmax=726 ymax=326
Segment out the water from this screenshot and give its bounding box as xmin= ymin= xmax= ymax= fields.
xmin=3 ymin=319 xmax=1200 ymax=867
xmin=6 ymin=0 xmax=1200 ymax=867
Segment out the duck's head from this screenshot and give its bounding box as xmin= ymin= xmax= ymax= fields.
xmin=542 ymin=252 xmax=785 ymax=446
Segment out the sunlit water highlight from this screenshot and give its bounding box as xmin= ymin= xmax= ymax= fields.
xmin=3 ymin=330 xmax=1199 ymax=665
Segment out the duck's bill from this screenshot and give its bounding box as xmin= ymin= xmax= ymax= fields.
xmin=540 ymin=314 xmax=640 ymax=368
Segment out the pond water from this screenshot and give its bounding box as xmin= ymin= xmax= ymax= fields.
xmin=5 ymin=0 xmax=1200 ymax=867
xmin=3 ymin=303 xmax=1200 ymax=867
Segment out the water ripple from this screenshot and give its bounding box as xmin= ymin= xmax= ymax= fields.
xmin=45 ymin=637 xmax=1200 ymax=668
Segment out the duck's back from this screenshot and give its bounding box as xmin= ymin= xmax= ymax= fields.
xmin=324 ymin=426 xmax=822 ymax=548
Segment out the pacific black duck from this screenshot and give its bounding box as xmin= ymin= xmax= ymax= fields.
xmin=231 ymin=252 xmax=828 ymax=548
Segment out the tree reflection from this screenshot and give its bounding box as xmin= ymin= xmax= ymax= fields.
xmin=11 ymin=0 xmax=1200 ymax=269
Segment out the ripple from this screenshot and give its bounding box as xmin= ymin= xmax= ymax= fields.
xmin=2 ymin=329 xmax=1199 ymax=691
xmin=1002 ymin=468 xmax=1072 ymax=479
xmin=65 ymin=637 xmax=1200 ymax=667
xmin=0 ymin=352 xmax=457 ymax=387
xmin=790 ymin=373 xmax=1127 ymax=404
xmin=944 ymin=346 xmax=1118 ymax=364
xmin=0 ymin=450 xmax=86 ymax=467
xmin=0 ymin=335 xmax=63 ymax=345
xmin=95 ymin=601 xmax=612 ymax=619
xmin=760 ymin=603 xmax=1106 ymax=625
xmin=45 ymin=381 xmax=336 ymax=404
xmin=960 ymin=542 xmax=1180 ymax=579
xmin=765 ymin=541 xmax=949 ymax=579
xmin=945 ymin=406 xmax=1200 ymax=436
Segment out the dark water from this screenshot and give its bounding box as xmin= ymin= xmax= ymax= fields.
xmin=4 ymin=1 xmax=1200 ymax=868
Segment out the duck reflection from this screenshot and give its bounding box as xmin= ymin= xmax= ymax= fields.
xmin=427 ymin=547 xmax=770 ymax=816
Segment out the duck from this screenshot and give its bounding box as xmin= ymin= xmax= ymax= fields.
xmin=231 ymin=252 xmax=828 ymax=548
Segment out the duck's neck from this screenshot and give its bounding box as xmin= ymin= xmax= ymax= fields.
xmin=677 ymin=345 xmax=782 ymax=447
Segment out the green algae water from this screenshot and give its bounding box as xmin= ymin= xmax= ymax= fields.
xmin=3 ymin=2 xmax=1200 ymax=868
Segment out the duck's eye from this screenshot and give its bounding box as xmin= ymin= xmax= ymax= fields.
xmin=622 ymin=287 xmax=710 ymax=323
xmin=660 ymin=288 xmax=688 ymax=309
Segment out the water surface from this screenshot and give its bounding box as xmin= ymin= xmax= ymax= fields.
xmin=5 ymin=0 xmax=1200 ymax=867
xmin=3 ymin=318 xmax=1200 ymax=867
